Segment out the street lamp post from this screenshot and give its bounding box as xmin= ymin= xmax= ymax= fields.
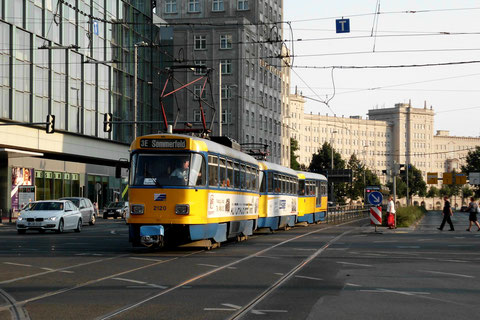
xmin=134 ymin=41 xmax=148 ymax=139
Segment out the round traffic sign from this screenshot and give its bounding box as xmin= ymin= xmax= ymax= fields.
xmin=368 ymin=191 xmax=383 ymax=206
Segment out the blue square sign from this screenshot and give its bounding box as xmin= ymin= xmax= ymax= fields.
xmin=336 ymin=19 xmax=350 ymax=33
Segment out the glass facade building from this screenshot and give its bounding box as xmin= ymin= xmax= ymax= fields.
xmin=0 ymin=0 xmax=172 ymax=214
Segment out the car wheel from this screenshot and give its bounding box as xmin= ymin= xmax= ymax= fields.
xmin=17 ymin=229 xmax=26 ymax=234
xmin=56 ymin=219 xmax=64 ymax=234
xmin=75 ymin=219 xmax=82 ymax=233
xmin=89 ymin=214 xmax=96 ymax=225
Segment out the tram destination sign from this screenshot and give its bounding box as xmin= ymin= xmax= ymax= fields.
xmin=140 ymin=139 xmax=186 ymax=149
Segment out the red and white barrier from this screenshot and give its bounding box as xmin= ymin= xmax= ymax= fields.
xmin=370 ymin=206 xmax=382 ymax=225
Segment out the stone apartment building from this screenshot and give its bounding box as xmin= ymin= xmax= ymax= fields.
xmin=156 ymin=0 xmax=286 ymax=164
xmin=291 ymin=98 xmax=480 ymax=188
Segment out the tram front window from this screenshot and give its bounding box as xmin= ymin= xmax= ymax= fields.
xmin=132 ymin=153 xmax=205 ymax=187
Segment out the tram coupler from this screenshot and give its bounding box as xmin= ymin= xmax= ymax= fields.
xmin=139 ymin=225 xmax=165 ymax=247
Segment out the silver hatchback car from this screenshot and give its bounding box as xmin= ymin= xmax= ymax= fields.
xmin=60 ymin=197 xmax=96 ymax=225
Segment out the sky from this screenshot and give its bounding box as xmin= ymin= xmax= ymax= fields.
xmin=283 ymin=0 xmax=480 ymax=137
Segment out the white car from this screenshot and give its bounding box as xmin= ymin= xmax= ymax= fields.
xmin=16 ymin=200 xmax=83 ymax=234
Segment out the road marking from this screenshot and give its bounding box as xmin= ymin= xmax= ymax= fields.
xmin=60 ymin=270 xmax=74 ymax=274
xmin=197 ymin=263 xmax=219 ymax=268
xmin=251 ymin=310 xmax=288 ymax=315
xmin=3 ymin=262 xmax=32 ymax=267
xmin=441 ymin=259 xmax=468 ymax=263
xmin=337 ymin=261 xmax=372 ymax=267
xmin=346 ymin=283 xmax=361 ymax=287
xmin=419 ymin=270 xmax=474 ymax=278
xmin=274 ymin=273 xmax=284 ymax=276
xmin=295 ymin=275 xmax=322 ymax=281
xmin=41 ymin=268 xmax=54 ymax=271
xmin=204 ymin=303 xmax=241 ymax=311
xmin=360 ymin=289 xmax=430 ymax=296
xmin=129 ymin=257 xmax=164 ymax=262
xmin=113 ymin=278 xmax=146 ymax=285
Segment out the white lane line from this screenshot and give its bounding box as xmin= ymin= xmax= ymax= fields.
xmin=3 ymin=262 xmax=32 ymax=267
xmin=251 ymin=310 xmax=288 ymax=315
xmin=419 ymin=270 xmax=474 ymax=278
xmin=41 ymin=268 xmax=55 ymax=271
xmin=129 ymin=257 xmax=164 ymax=262
xmin=274 ymin=273 xmax=284 ymax=276
xmin=337 ymin=261 xmax=373 ymax=267
xmin=441 ymin=260 xmax=468 ymax=263
xmin=112 ymin=278 xmax=147 ymax=285
xmin=346 ymin=283 xmax=361 ymax=287
xmin=197 ymin=263 xmax=219 ymax=268
xmin=360 ymin=289 xmax=430 ymax=296
xmin=222 ymin=304 xmax=242 ymax=309
xmin=60 ymin=270 xmax=74 ymax=274
xmin=295 ymin=275 xmax=323 ymax=281
xmin=204 ymin=303 xmax=241 ymax=311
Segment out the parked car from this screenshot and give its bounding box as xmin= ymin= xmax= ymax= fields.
xmin=103 ymin=201 xmax=129 ymax=219
xmin=16 ymin=200 xmax=83 ymax=234
xmin=60 ymin=197 xmax=96 ymax=225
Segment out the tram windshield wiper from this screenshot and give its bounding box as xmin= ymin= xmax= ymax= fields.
xmin=144 ymin=169 xmax=163 ymax=188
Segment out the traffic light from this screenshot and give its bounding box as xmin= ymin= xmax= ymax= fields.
xmin=103 ymin=113 xmax=112 ymax=132
xmin=46 ymin=114 xmax=55 ymax=134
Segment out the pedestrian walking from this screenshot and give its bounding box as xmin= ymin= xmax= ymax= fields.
xmin=438 ymin=196 xmax=454 ymax=231
xmin=465 ymin=197 xmax=480 ymax=231
xmin=386 ymin=196 xmax=396 ymax=229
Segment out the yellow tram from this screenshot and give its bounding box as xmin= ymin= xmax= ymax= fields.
xmin=296 ymin=171 xmax=328 ymax=223
xmin=127 ymin=134 xmax=260 ymax=247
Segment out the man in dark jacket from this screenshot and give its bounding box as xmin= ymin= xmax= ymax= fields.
xmin=438 ymin=196 xmax=454 ymax=231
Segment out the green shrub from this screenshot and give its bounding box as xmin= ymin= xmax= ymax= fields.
xmin=395 ymin=206 xmax=426 ymax=227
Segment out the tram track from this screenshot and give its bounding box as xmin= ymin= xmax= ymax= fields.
xmin=97 ymin=221 xmax=359 ymax=320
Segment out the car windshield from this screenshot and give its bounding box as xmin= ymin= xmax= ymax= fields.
xmin=107 ymin=202 xmax=125 ymax=208
xmin=131 ymin=153 xmax=205 ymax=187
xmin=29 ymin=202 xmax=64 ymax=211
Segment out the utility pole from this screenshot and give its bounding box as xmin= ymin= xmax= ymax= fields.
xmin=218 ymin=62 xmax=222 ymax=136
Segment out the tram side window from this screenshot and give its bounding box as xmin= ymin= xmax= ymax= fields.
xmin=267 ymin=172 xmax=274 ymax=193
xmin=234 ymin=162 xmax=241 ymax=189
xmin=240 ymin=164 xmax=246 ymax=189
xmin=219 ymin=158 xmax=227 ymax=187
xmin=316 ymin=181 xmax=320 ymax=206
xmin=227 ymin=160 xmax=234 ymax=188
xmin=246 ymin=166 xmax=252 ymax=190
xmin=259 ymin=171 xmax=265 ymax=192
xmin=298 ymin=180 xmax=305 ymax=196
xmin=274 ymin=174 xmax=280 ymax=193
xmin=208 ymin=155 xmax=218 ymax=187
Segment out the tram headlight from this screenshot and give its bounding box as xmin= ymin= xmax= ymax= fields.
xmin=131 ymin=204 xmax=144 ymax=215
xmin=175 ymin=204 xmax=190 ymax=215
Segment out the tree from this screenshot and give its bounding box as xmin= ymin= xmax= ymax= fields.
xmin=346 ymin=154 xmax=381 ymax=203
xmin=290 ymin=138 xmax=300 ymax=170
xmin=386 ymin=164 xmax=426 ymax=199
xmin=427 ymin=186 xmax=439 ymax=209
xmin=461 ymin=186 xmax=473 ymax=205
xmin=309 ymin=142 xmax=346 ymax=203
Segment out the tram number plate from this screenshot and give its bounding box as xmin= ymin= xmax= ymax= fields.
xmin=154 ymin=206 xmax=167 ymax=211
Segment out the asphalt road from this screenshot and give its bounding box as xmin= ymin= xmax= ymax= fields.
xmin=0 ymin=211 xmax=479 ymax=320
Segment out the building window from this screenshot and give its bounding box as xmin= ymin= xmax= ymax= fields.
xmin=220 ymin=60 xmax=232 ymax=74
xmin=194 ymin=60 xmax=207 ymax=75
xmin=221 ymin=85 xmax=233 ymax=99
xmin=194 ymin=110 xmax=202 ymax=123
xmin=212 ymin=0 xmax=224 ymax=11
xmin=188 ymin=0 xmax=200 ymax=12
xmin=194 ymin=35 xmax=207 ymax=50
xmin=220 ymin=34 xmax=232 ymax=49
xmin=238 ymin=0 xmax=249 ymax=10
xmin=165 ymin=0 xmax=177 ymax=13
xmin=193 ymin=85 xmax=206 ymax=100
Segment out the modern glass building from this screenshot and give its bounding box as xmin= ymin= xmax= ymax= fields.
xmin=0 ymin=0 xmax=172 ymax=214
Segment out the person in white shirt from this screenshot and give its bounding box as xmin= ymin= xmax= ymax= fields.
xmin=170 ymin=159 xmax=190 ymax=184
xmin=386 ymin=196 xmax=396 ymax=229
